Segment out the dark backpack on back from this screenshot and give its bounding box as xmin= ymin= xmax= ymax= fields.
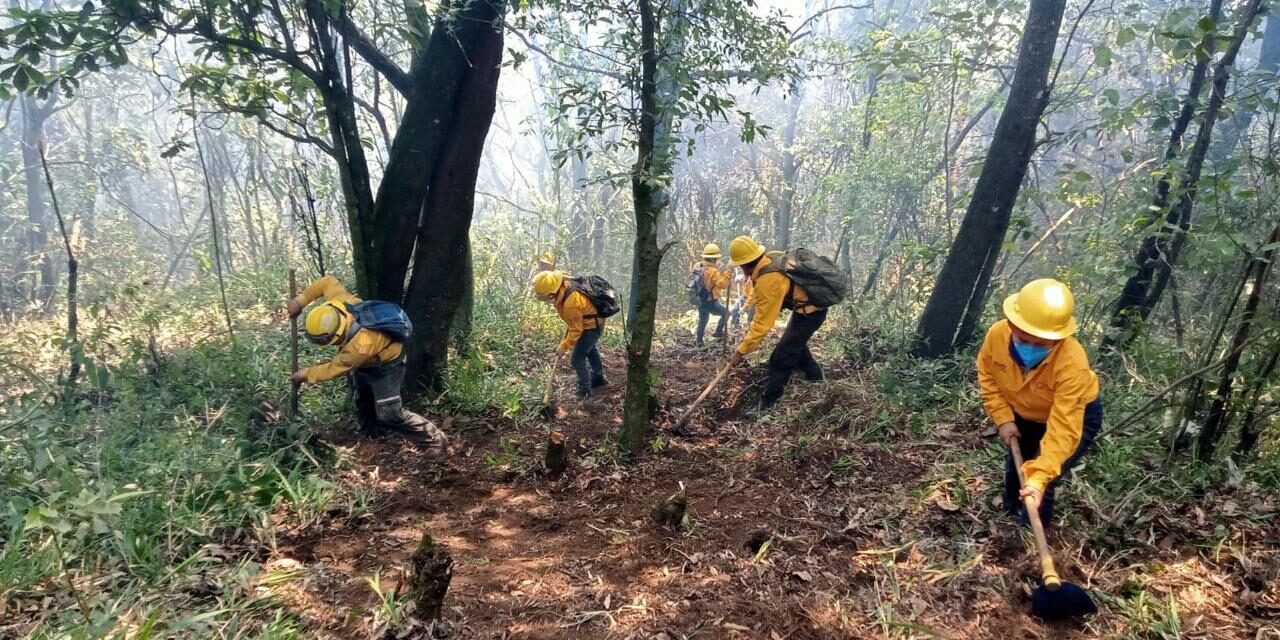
xmin=567 ymin=275 xmax=621 ymax=319
xmin=686 ymin=263 xmax=711 ymax=306
xmin=348 ymin=300 xmax=414 ymax=342
xmin=758 ymin=248 xmax=850 ymax=309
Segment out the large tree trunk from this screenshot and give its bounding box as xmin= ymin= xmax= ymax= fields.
xmin=1106 ymin=0 xmax=1265 ymax=352
xmin=621 ymin=0 xmax=665 ymax=459
xmin=912 ymin=0 xmax=1066 ymax=358
xmin=395 ymin=0 xmax=505 ymax=393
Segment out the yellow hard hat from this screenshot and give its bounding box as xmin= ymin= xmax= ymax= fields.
xmin=533 ymin=270 xmax=564 ymax=296
xmin=304 ymin=302 xmax=352 ymax=346
xmin=538 ymin=252 xmax=556 ymax=267
xmin=729 ymin=236 xmax=766 ymax=266
xmin=702 ymin=243 xmax=722 ymax=259
xmin=1003 ymin=279 xmax=1078 ymax=340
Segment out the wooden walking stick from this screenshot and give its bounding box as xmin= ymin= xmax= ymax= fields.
xmin=672 ymin=360 xmax=735 ymax=433
xmin=289 ymin=269 xmax=300 ymax=417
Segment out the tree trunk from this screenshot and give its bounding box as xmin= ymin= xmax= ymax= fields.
xmin=621 ymin=0 xmax=665 ymax=459
xmin=396 ymin=0 xmax=506 ymax=393
xmin=1211 ymin=7 xmax=1280 ymax=162
xmin=912 ymin=0 xmax=1066 ymax=358
xmin=1198 ymin=223 xmax=1279 ymax=458
xmin=20 ymin=95 xmax=57 ymax=309
xmin=1106 ymin=0 xmax=1264 ymax=351
xmin=776 ymin=87 xmax=803 ymax=249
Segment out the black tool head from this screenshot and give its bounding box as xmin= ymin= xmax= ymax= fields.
xmin=1032 ymin=581 xmax=1097 ymax=620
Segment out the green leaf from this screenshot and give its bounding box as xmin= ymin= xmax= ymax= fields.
xmin=1197 ymin=16 xmax=1216 ymax=33
xmin=12 ymin=65 xmax=29 ymax=92
xmin=1093 ymin=45 xmax=1112 ymax=68
xmin=1103 ymin=88 xmax=1120 ymax=105
xmin=1116 ymin=26 xmax=1137 ymax=47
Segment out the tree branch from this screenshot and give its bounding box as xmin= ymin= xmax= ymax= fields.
xmin=510 ymin=28 xmax=627 ymax=81
xmin=789 ymin=3 xmax=871 ymax=43
xmin=332 ymin=9 xmax=412 ymax=95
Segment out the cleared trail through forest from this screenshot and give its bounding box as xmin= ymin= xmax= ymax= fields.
xmin=267 ymin=341 xmax=1279 ymax=639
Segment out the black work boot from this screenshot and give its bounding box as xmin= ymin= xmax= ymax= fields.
xmin=591 ymin=376 xmax=609 ymax=389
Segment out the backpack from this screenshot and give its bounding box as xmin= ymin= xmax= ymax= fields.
xmin=757 ymin=248 xmax=850 ymax=309
xmin=347 ymin=300 xmax=414 ymax=342
xmin=567 ymin=275 xmax=621 ymax=319
xmin=686 ymin=263 xmax=711 ymax=306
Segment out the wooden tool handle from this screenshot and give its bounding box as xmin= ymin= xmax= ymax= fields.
xmin=542 ymin=351 xmax=564 ymax=404
xmin=289 ymin=268 xmax=300 ymax=417
xmin=1010 ymin=439 xmax=1062 ymax=591
xmin=673 ymin=361 xmax=734 ymax=429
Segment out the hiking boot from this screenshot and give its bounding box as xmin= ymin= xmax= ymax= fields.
xmin=591 ymin=377 xmax=609 ymax=389
xmin=575 ymin=388 xmax=591 ymax=400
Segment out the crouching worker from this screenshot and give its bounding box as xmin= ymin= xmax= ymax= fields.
xmin=978 ymin=278 xmax=1101 ymax=528
xmin=287 ymin=275 xmax=448 ymax=446
xmin=533 ymin=270 xmax=619 ymax=399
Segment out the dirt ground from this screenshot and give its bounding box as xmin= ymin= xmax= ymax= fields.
xmin=264 ymin=338 xmax=1280 ymax=639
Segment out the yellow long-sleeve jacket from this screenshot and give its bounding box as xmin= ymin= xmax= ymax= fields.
xmin=554 ymin=284 xmax=603 ymax=353
xmin=977 ymin=319 xmax=1100 ymax=492
xmin=694 ymin=260 xmax=732 ymax=300
xmin=740 ymin=276 xmax=755 ymax=309
xmin=737 ymin=254 xmax=822 ymax=355
xmin=294 ymin=275 xmax=402 ymax=383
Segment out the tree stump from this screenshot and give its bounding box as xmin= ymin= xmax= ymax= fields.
xmin=545 ymin=430 xmax=568 ymax=475
xmin=651 ymin=487 xmax=687 ymax=529
xmin=406 ymin=531 xmax=453 ymax=623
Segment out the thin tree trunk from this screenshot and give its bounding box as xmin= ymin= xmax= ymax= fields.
xmin=37 ymin=145 xmax=79 ymax=390
xmin=621 ymin=0 xmax=666 ymax=459
xmin=913 ymin=0 xmax=1067 ymax=358
xmin=1198 ymin=222 xmax=1279 ymax=458
xmin=192 ymin=120 xmax=235 ymax=338
xmin=1107 ymin=0 xmax=1262 ymax=351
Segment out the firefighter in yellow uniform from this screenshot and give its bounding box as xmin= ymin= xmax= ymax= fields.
xmin=287 ymin=275 xmax=447 ymax=445
xmin=690 ymin=243 xmax=732 ymax=347
xmin=977 ymin=278 xmax=1101 ymax=527
xmin=727 ymin=236 xmax=827 ymax=412
xmin=533 ymin=271 xmax=607 ymax=399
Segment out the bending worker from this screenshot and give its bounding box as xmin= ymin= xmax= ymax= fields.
xmin=287 ymin=275 xmax=448 ymax=446
xmin=726 ymin=236 xmax=827 ymax=413
xmin=533 ymin=270 xmax=607 ymax=399
xmin=978 ymin=278 xmax=1101 ymax=528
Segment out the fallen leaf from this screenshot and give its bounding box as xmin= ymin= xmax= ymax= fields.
xmin=791 ymin=570 xmax=813 ymax=582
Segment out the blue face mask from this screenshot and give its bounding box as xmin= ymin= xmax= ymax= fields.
xmin=1013 ymin=340 xmax=1052 ymax=369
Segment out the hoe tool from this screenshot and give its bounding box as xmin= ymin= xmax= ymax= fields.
xmin=1010 ymin=439 xmax=1098 ymax=620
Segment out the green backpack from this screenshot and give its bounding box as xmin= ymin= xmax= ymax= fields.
xmin=758 ymin=248 xmax=850 ymax=309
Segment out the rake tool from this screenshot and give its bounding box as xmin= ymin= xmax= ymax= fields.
xmin=1010 ymin=439 xmax=1098 ymax=620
